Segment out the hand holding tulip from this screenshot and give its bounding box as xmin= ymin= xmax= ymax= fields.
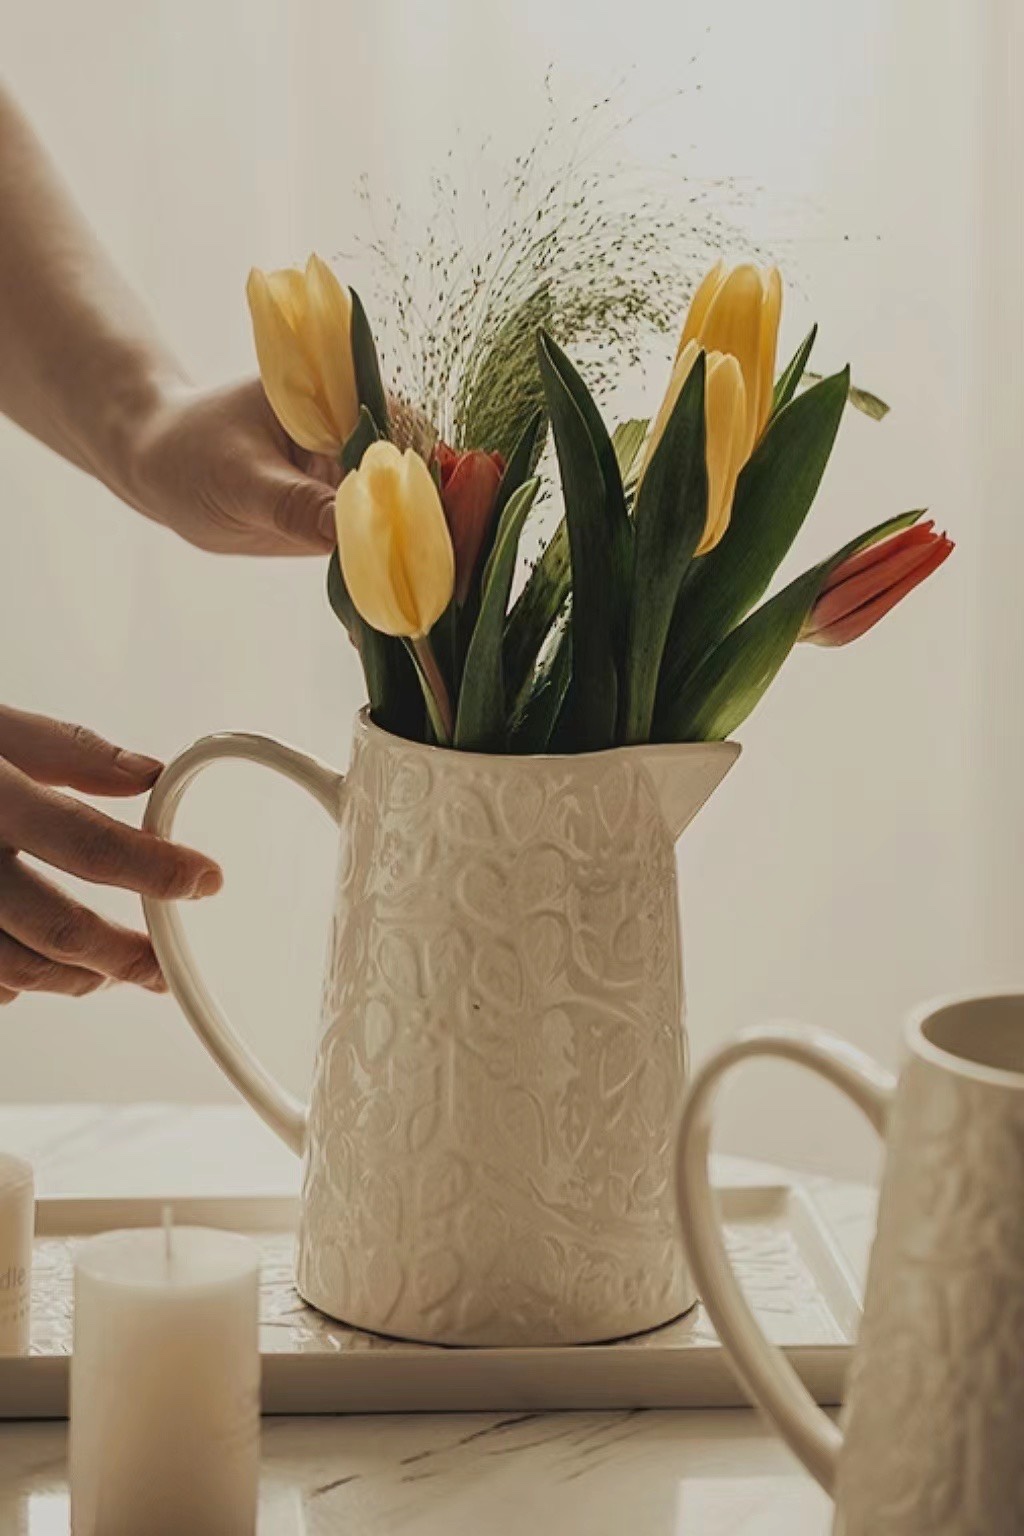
xmin=100 ymin=257 xmax=365 ymax=556
xmin=122 ymin=378 xmax=341 ymax=556
xmin=0 ymin=85 xmax=351 ymax=561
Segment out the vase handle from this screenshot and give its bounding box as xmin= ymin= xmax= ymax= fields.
xmin=141 ymin=733 xmax=345 ymax=1155
xmin=676 ymin=1024 xmax=895 ymax=1496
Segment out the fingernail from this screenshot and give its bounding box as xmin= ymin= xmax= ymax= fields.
xmin=115 ymin=750 xmax=164 ymax=781
xmin=188 ymin=868 xmax=223 ymax=899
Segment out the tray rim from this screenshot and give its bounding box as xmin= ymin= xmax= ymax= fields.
xmin=4 ymin=1182 xmax=862 ymax=1418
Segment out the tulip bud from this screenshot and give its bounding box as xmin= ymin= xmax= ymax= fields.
xmin=801 ymin=521 xmax=954 ymax=647
xmin=678 ymin=261 xmax=782 ymax=448
xmin=643 ymin=343 xmax=749 ymax=555
xmin=246 ymin=254 xmax=360 ymax=455
xmin=640 ymin=262 xmax=781 ymax=557
xmin=435 ymin=444 xmax=506 ymax=605
xmin=335 ymin=441 xmax=455 ymax=639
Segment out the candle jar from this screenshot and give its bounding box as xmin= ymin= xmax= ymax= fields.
xmin=0 ymin=1154 xmax=33 ymax=1355
xmin=70 ymin=1226 xmax=259 ymax=1536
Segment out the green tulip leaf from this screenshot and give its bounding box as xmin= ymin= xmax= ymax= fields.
xmin=847 ymin=383 xmax=891 ymax=421
xmin=801 ymin=370 xmax=890 ymax=422
xmin=540 ymin=334 xmax=629 ymax=545
xmin=454 ymin=478 xmax=540 ymax=752
xmin=612 ymin=417 xmax=650 ymax=481
xmin=622 ymin=354 xmax=707 ymax=744
xmin=503 ymin=520 xmax=570 ymax=704
xmin=660 ymin=509 xmax=925 ymax=742
xmin=495 ymin=409 xmax=547 ymax=521
xmin=509 ymin=621 xmax=573 ymax=754
xmin=503 ymin=370 xmax=628 ymax=731
xmin=431 ymin=598 xmax=460 ymax=706
xmin=771 ymin=325 xmax=817 ymax=417
xmin=537 ymin=330 xmax=629 ymax=751
xmin=547 ymin=672 xmax=583 ymax=752
xmin=349 ymin=287 xmax=391 ymax=439
xmin=326 ymin=545 xmax=356 ymax=638
xmin=656 ymin=366 xmax=850 ymax=719
xmin=484 ymin=408 xmax=546 ymax=592
xmin=340 ymin=405 xmax=380 ymax=474
xmin=500 ymin=365 xmax=620 ymax=712
xmin=326 ymin=550 xmax=423 ymax=738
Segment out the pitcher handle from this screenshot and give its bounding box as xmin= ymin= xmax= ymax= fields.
xmin=141 ymin=733 xmax=346 ymax=1155
xmin=676 ymin=1024 xmax=895 ymax=1496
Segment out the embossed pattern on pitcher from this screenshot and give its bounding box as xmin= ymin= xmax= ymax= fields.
xmin=296 ymin=722 xmax=713 ymax=1345
xmin=837 ymin=1060 xmax=1024 ymax=1536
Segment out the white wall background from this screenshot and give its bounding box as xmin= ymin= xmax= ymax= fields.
xmin=0 ymin=1 xmax=1008 ymax=1179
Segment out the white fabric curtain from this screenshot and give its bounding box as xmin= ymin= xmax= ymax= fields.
xmin=0 ymin=1 xmax=1012 ymax=1176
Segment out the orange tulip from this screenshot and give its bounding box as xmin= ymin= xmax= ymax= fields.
xmin=435 ymin=444 xmax=505 ymax=605
xmin=801 ymin=522 xmax=954 ymax=647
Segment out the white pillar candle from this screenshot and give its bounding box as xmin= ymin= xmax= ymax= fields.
xmin=0 ymin=1153 xmax=33 ymax=1354
xmin=70 ymin=1222 xmax=260 ymax=1536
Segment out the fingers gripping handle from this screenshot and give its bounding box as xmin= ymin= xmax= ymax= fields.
xmin=142 ymin=733 xmax=346 ymax=1155
xmin=675 ymin=1025 xmax=895 ymax=1495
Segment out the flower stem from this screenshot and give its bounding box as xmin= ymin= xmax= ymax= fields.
xmin=407 ymin=637 xmax=454 ymax=746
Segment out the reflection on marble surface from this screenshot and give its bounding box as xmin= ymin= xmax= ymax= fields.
xmin=0 ymin=1415 xmax=836 ymax=1535
xmin=0 ymin=1105 xmax=871 ymax=1534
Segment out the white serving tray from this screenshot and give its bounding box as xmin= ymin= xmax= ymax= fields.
xmin=0 ymin=1185 xmax=860 ymax=1418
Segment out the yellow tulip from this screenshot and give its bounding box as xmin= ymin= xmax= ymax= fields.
xmin=678 ymin=261 xmax=782 ymax=448
xmin=641 ymin=260 xmax=782 ymax=554
xmin=246 ymin=254 xmax=360 ymax=455
xmin=335 ymin=442 xmax=455 ymax=639
xmin=645 ymin=342 xmax=749 ymax=555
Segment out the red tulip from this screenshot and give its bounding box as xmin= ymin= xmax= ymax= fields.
xmin=801 ymin=520 xmax=954 ymax=647
xmin=435 ymin=444 xmax=505 ymax=605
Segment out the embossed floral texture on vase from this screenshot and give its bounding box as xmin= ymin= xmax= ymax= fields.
xmin=297 ymin=723 xmax=724 ymax=1342
xmin=248 ymin=236 xmax=954 ymax=754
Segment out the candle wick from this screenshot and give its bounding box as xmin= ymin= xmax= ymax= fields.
xmin=162 ymin=1204 xmax=173 ymax=1269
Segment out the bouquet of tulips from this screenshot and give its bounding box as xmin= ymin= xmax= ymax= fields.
xmin=247 ymin=255 xmax=953 ymax=753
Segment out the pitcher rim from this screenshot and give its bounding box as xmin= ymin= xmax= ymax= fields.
xmin=355 ymin=707 xmax=741 ymax=768
xmin=908 ymin=988 xmax=1024 ymax=1089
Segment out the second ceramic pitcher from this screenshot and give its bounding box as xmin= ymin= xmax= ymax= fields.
xmin=677 ymin=993 xmax=1024 ymax=1535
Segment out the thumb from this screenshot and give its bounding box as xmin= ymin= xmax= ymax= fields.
xmin=259 ymin=466 xmax=338 ymax=554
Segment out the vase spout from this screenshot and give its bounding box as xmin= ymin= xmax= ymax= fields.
xmin=638 ymin=740 xmax=741 ymax=842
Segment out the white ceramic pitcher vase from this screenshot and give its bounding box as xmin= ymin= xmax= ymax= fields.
xmin=143 ymin=711 xmax=739 ymax=1346
xmin=676 ymin=994 xmax=1024 ymax=1536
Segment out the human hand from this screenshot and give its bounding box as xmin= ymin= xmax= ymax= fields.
xmin=0 ymin=707 xmax=222 ymax=1006
xmin=123 ymin=378 xmax=341 ymax=556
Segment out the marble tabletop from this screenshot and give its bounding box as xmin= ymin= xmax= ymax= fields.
xmin=0 ymin=1105 xmax=875 ymax=1535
